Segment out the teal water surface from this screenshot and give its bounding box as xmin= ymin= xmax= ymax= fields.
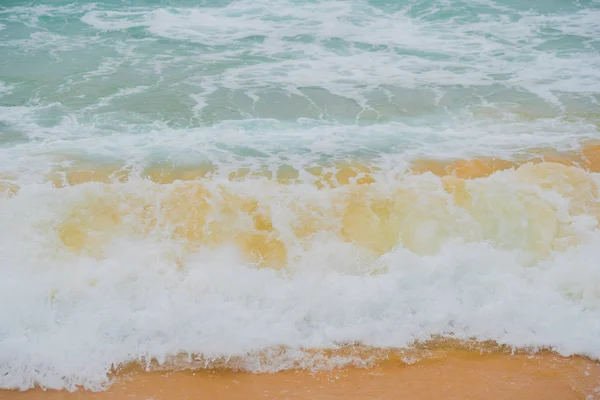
xmin=0 ymin=0 xmax=599 ymax=173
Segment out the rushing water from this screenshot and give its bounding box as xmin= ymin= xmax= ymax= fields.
xmin=1 ymin=0 xmax=600 ymax=391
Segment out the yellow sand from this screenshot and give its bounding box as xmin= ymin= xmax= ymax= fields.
xmin=4 ymin=348 xmax=600 ymax=400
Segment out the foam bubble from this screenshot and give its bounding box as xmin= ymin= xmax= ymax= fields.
xmin=80 ymin=10 xmax=151 ymax=31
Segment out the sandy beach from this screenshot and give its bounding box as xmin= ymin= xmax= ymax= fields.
xmin=4 ymin=346 xmax=600 ymax=400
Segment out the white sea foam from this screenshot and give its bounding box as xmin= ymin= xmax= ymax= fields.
xmin=0 ymin=165 xmax=599 ymax=390
xmin=1 ymin=0 xmax=598 ymax=126
xmin=78 ymin=1 xmax=600 ymax=104
xmin=0 ymin=81 xmax=12 ymax=98
xmin=1 ymin=110 xmax=598 ymax=178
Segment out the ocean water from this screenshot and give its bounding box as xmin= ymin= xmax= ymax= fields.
xmin=1 ymin=0 xmax=600 ymax=391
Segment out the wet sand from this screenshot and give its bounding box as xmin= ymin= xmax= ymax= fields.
xmin=4 ymin=348 xmax=600 ymax=400
xmin=2 ymin=142 xmax=596 ymax=190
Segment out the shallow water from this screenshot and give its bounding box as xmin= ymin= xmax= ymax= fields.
xmin=1 ymin=0 xmax=600 ymax=391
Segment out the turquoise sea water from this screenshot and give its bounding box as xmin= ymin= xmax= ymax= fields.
xmin=1 ymin=0 xmax=599 ymax=174
xmin=1 ymin=0 xmax=600 ymax=392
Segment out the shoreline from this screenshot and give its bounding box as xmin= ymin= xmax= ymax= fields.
xmin=4 ymin=347 xmax=600 ymax=399
xmin=1 ymin=142 xmax=598 ymax=191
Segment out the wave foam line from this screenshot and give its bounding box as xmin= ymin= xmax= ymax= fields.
xmin=34 ymin=161 xmax=599 ymax=266
xmin=1 ymin=153 xmax=600 ymax=391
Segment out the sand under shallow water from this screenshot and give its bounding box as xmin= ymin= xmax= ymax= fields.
xmin=4 ymin=347 xmax=600 ymax=400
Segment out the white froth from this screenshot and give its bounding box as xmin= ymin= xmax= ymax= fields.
xmin=0 ymin=81 xmax=12 ymax=97
xmin=0 ymin=168 xmax=600 ymax=390
xmin=76 ymin=1 xmax=600 ymax=100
